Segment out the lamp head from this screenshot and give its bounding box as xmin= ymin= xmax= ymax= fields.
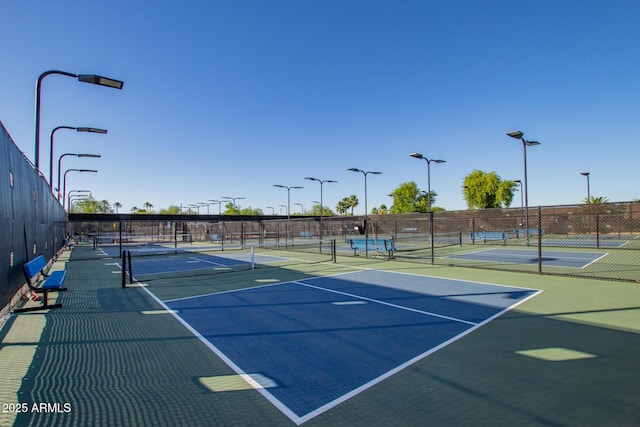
xmin=76 ymin=127 xmax=108 ymax=134
xmin=77 ymin=74 xmax=124 ymax=89
xmin=409 ymin=153 xmax=424 ymax=159
xmin=506 ymin=130 xmax=524 ymax=139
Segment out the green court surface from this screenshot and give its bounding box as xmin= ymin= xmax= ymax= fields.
xmin=1 ymin=243 xmax=639 ymax=426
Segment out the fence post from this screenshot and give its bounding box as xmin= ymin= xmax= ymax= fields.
xmin=537 ymin=206 xmax=542 ymax=274
xmin=471 ymin=217 xmax=475 ymax=245
xmin=429 ymin=211 xmax=435 ymax=265
xmin=596 ymin=214 xmax=600 ymax=249
xmin=121 ymin=250 xmax=127 ymax=288
xmin=127 ymin=250 xmax=133 ymax=284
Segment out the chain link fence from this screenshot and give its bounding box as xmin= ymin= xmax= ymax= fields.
xmin=68 ymin=202 xmax=640 ymax=282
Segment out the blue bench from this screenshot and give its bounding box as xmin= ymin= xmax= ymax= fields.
xmin=299 ymin=231 xmax=312 ymax=238
xmin=15 ymin=255 xmax=67 ymax=312
xmin=517 ymin=228 xmax=544 ymax=236
xmin=347 ymin=238 xmax=377 ymax=256
xmin=469 ymin=231 xmax=508 ymax=244
xmin=348 ymin=238 xmax=395 ymax=259
xmin=383 ymin=239 xmax=397 ymax=259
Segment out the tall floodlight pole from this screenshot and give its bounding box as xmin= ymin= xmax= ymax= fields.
xmin=580 ymin=172 xmax=591 ymax=201
xmin=49 ymin=126 xmax=107 ymax=188
xmin=57 ymin=153 xmax=101 ymax=199
xmin=507 ymin=131 xmax=541 ymax=246
xmin=305 ymin=177 xmax=337 ymax=240
xmin=347 ymin=168 xmax=382 ymax=258
xmin=408 ymin=153 xmax=446 ymax=212
xmin=63 ymin=169 xmax=98 ymax=209
xmin=273 ymin=185 xmax=303 ymax=245
xmin=221 ymin=196 xmax=246 ymax=214
xmin=67 ymin=190 xmax=91 ymax=210
xmin=35 ymin=70 xmax=123 ymax=169
xmin=208 ymin=200 xmax=222 ymax=215
xmin=409 ymin=153 xmax=445 ymax=264
xmin=272 ymin=185 xmax=303 ymax=219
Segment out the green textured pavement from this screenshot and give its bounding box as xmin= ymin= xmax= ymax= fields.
xmin=1 ymin=244 xmax=639 ymax=426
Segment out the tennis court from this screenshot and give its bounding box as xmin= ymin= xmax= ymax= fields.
xmin=128 ymin=251 xmax=285 ymax=278
xmin=445 ymin=248 xmax=608 ymax=268
xmin=150 ymin=269 xmax=539 ymax=424
xmin=5 ymin=241 xmax=640 ymax=426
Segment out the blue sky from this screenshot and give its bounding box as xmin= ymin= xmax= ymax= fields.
xmin=2 ymin=0 xmax=639 ymax=214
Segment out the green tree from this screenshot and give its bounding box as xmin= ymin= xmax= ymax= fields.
xmin=348 ymin=195 xmax=359 ymax=215
xmin=389 ymin=181 xmax=438 ymax=213
xmin=584 ymin=196 xmax=609 ymax=204
xmin=309 ymin=203 xmax=335 ymax=216
xmin=239 ymin=207 xmax=263 ymax=215
xmin=336 ymin=196 xmax=357 ymax=216
xmin=159 ymin=205 xmax=181 ymax=214
xmin=223 ymin=202 xmax=240 ymax=215
xmin=72 ymin=196 xmax=111 ymax=213
xmin=463 ymin=170 xmax=515 ymax=209
xmin=371 ymin=204 xmax=389 ymax=215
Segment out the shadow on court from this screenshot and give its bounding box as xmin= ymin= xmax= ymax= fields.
xmin=5 ymin=245 xmax=639 ymax=426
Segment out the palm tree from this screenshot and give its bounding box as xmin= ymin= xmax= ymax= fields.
xmin=584 ymin=196 xmax=609 ymax=204
xmin=113 ymin=202 xmax=122 ymax=213
xmin=143 ymin=202 xmax=154 ymax=213
xmin=131 ymin=206 xmax=139 ymax=213
xmin=348 ymin=194 xmax=359 ymax=215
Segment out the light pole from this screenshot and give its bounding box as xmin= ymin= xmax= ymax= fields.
xmin=208 ymin=200 xmax=223 ymax=215
xmin=63 ymin=169 xmax=97 ymax=209
xmin=265 ymin=206 xmax=275 ymax=215
xmin=57 ymin=153 xmax=101 ymax=199
xmin=513 ymin=180 xmax=523 ymax=210
xmin=68 ymin=195 xmax=89 ymax=213
xmin=580 ymin=172 xmax=591 ymax=201
xmin=347 ymin=168 xmax=382 ymax=257
xmin=408 ymin=153 xmax=446 ymax=212
xmin=305 ymin=177 xmax=337 ymax=240
xmin=49 ymin=126 xmax=107 ymax=188
xmin=67 ymin=190 xmax=91 ymax=210
xmin=221 ymin=196 xmax=246 ymax=213
xmin=507 ymin=131 xmax=541 ymax=245
xmin=35 ymin=70 xmax=123 ymax=169
xmin=409 ymin=153 xmax=445 ymax=264
xmin=273 ymin=185 xmax=303 ymax=219
xmin=294 ymin=203 xmax=304 ymax=214
xmin=513 ymin=179 xmax=524 ymax=234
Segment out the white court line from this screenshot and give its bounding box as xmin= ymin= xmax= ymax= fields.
xmin=582 ymin=252 xmax=609 ymax=269
xmin=292 ymin=280 xmax=478 ymax=326
xmin=144 ymin=270 xmax=541 ymax=425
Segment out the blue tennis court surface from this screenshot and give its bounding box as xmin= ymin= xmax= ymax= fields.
xmin=541 ymin=238 xmax=628 ymax=248
xmin=161 ymin=270 xmax=539 ymax=424
xmin=446 ymin=248 xmax=607 ymax=268
xmin=130 ymin=252 xmax=284 ymax=277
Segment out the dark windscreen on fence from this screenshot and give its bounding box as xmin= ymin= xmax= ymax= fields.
xmin=68 ymin=202 xmax=640 ymax=283
xmin=0 ymin=121 xmax=67 ymax=310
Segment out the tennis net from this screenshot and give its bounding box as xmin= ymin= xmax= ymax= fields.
xmin=123 ymin=239 xmax=336 ymax=284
